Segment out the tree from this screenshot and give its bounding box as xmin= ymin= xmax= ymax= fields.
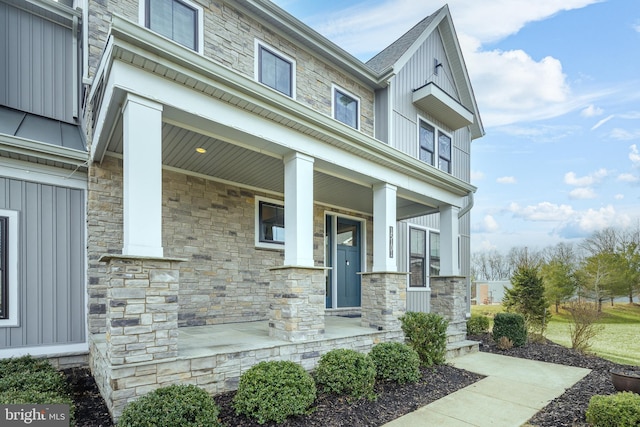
xmin=503 ymin=264 xmax=550 ymax=335
xmin=540 ymin=243 xmax=579 ymax=313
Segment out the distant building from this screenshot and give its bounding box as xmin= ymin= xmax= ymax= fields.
xmin=473 ymin=280 xmax=511 ymax=305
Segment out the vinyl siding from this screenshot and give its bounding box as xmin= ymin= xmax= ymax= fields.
xmin=0 ymin=177 xmax=85 ymax=348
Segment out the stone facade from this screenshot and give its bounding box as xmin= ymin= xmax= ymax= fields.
xmin=360 ymin=272 xmax=408 ymax=331
xmin=430 ymin=276 xmax=468 ymax=343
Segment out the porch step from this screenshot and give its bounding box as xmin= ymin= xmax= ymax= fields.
xmin=446 ymin=339 xmax=479 ymax=360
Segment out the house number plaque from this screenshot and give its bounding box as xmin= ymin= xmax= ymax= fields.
xmin=389 ymin=226 xmax=394 ymax=258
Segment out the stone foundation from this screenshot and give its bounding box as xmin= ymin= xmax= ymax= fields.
xmin=430 ymin=276 xmax=468 ymax=343
xmin=360 ymin=272 xmax=408 ymax=331
xmin=268 ymin=266 xmax=327 ymax=342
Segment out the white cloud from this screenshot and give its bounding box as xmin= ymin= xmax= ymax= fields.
xmin=618 ymin=173 xmax=639 ymax=183
xmin=473 ymin=215 xmax=500 ymax=233
xmin=496 ymin=176 xmax=517 ymax=184
xmin=630 ymin=145 xmax=640 ymax=167
xmin=611 ymin=128 xmax=640 ymax=141
xmin=634 ymin=21 xmax=640 ymax=33
xmin=581 ymin=104 xmax=603 ymax=117
xmin=568 ymin=187 xmax=597 ymax=199
xmin=564 ymin=169 xmax=608 ymax=186
xmin=508 ymin=202 xmax=575 ymax=221
xmin=471 ymin=170 xmax=485 ymax=181
xmin=614 ymin=194 xmax=624 ymax=200
xmin=556 ymin=205 xmax=631 ymax=238
xmin=590 ymin=114 xmax=614 ymax=130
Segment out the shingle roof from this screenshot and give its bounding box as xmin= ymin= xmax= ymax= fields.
xmin=366 ymin=6 xmax=444 ymax=73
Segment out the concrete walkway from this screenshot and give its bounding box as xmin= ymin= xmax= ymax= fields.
xmin=383 ymin=352 xmax=591 ymax=427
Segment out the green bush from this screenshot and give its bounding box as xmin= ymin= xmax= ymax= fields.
xmin=0 ymin=355 xmax=57 ymax=376
xmin=314 ymin=349 xmax=376 ymax=400
xmin=233 ymin=361 xmax=316 ymax=424
xmin=0 ymin=370 xmax=69 ymax=395
xmin=586 ymin=392 xmax=640 ymax=427
xmin=119 ymin=384 xmax=221 ymax=427
xmin=493 ymin=312 xmax=527 ymax=347
xmin=466 ymin=314 xmax=490 ymax=335
xmin=369 ymin=342 xmax=420 ymax=384
xmin=400 ymin=312 xmax=448 ymax=367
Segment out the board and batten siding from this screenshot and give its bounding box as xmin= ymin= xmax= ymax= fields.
xmin=0 ymin=0 xmax=76 ymax=123
xmin=0 ymin=177 xmax=85 ymax=349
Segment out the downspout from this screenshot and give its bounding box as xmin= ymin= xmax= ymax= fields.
xmin=458 ymin=191 xmax=474 ymax=218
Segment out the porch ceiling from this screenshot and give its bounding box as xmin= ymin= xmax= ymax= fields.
xmin=106 ymin=118 xmax=437 ymax=217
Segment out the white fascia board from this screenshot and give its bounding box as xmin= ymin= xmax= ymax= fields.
xmin=0 ymin=134 xmax=88 ymax=167
xmin=0 ymin=157 xmax=87 ymax=189
xmin=107 ymin=61 xmax=466 ymax=206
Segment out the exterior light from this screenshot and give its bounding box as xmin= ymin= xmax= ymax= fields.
xmin=196 ymin=147 xmax=207 ymax=154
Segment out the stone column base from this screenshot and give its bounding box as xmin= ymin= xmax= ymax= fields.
xmin=360 ymin=272 xmax=408 ymax=331
xmin=269 ymin=266 xmax=327 ymax=342
xmin=430 ymin=275 xmax=467 ymax=343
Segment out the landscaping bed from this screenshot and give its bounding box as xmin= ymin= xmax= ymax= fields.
xmin=65 ymin=338 xmax=637 ymax=426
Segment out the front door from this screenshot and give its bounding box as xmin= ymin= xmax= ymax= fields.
xmin=327 ymin=217 xmax=362 ymax=308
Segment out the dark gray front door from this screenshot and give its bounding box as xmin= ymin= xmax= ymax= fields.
xmin=336 ymin=218 xmax=361 ymax=307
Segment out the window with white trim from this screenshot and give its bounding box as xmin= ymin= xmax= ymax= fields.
xmin=255 ymin=197 xmax=285 ymax=249
xmin=256 ymin=42 xmax=295 ymax=97
xmin=408 ymin=227 xmax=440 ymax=289
xmin=418 ymin=118 xmax=452 ymax=173
xmin=0 ymin=210 xmax=18 ymax=326
xmin=333 ymin=86 xmax=359 ymax=129
xmin=144 ymin=0 xmax=203 ymax=52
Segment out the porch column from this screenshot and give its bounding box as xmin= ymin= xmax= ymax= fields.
xmin=372 ymin=183 xmax=397 ymax=272
xmin=439 ymin=205 xmax=460 ymax=276
xmin=283 ymin=152 xmax=314 ymax=267
xmin=122 ymin=94 xmax=163 ymax=257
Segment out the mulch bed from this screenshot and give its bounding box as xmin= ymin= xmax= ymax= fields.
xmin=64 ymin=336 xmax=638 ymax=426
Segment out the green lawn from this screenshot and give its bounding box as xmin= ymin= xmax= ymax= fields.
xmin=471 ymin=303 xmax=640 ymax=366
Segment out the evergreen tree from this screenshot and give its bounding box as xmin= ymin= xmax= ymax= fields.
xmin=503 ymin=264 xmax=550 ymax=335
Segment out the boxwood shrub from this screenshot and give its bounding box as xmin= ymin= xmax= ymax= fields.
xmin=586 ymin=392 xmax=640 ymax=427
xmin=466 ymin=314 xmax=490 ymax=335
xmin=492 ymin=312 xmax=527 ymax=347
xmin=233 ymin=361 xmax=316 ymax=424
xmin=369 ymin=342 xmax=421 ymax=384
xmin=400 ymin=312 xmax=448 ymax=367
xmin=314 ymin=349 xmax=376 ymax=400
xmin=119 ymin=384 xmax=221 ymax=427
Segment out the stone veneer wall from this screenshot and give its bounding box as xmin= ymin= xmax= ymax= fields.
xmin=361 ymin=272 xmax=408 ymax=331
xmin=429 ymin=276 xmax=468 ymax=343
xmin=87 ymin=157 xmax=373 ymax=333
xmin=90 ymin=327 xmax=404 ymax=422
xmin=84 ymin=0 xmax=374 ymax=142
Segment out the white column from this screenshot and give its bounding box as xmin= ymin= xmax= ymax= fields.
xmin=283 ymin=152 xmax=314 ymax=267
xmin=372 ymin=183 xmax=397 ymax=272
xmin=122 ymin=94 xmax=164 ymax=257
xmin=439 ymin=205 xmax=460 ymax=276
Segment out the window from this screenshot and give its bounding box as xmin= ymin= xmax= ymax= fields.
xmin=256 ymin=198 xmax=285 ymax=248
xmin=429 ymin=231 xmax=440 ymax=277
xmin=0 ymin=210 xmax=18 ymax=326
xmin=418 ymin=118 xmax=452 ymax=173
xmin=409 ymin=227 xmax=426 ymax=288
xmin=144 ymin=0 xmax=202 ymax=51
xmin=257 ymin=43 xmax=294 ymax=97
xmin=333 ymin=86 xmax=359 ymax=129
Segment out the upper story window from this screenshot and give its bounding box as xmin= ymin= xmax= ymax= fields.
xmin=143 ymin=0 xmax=203 ymax=52
xmin=256 ymin=42 xmax=295 ymax=97
xmin=333 ymin=85 xmax=360 ymax=129
xmin=418 ymin=118 xmax=451 ymax=173
xmin=255 ymin=197 xmax=285 ymax=249
xmin=0 ymin=210 xmax=18 ymax=326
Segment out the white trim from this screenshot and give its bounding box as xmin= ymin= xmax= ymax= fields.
xmin=331 ymin=84 xmax=361 ymax=131
xmin=406 ymin=222 xmax=438 ymax=292
xmin=254 ymin=39 xmax=297 ymax=99
xmin=0 ymin=343 xmax=88 ymax=359
xmin=0 ymin=158 xmax=87 ymax=190
xmin=0 ymin=210 xmax=19 ymax=327
xmin=138 ymin=0 xmax=204 ymax=54
xmin=254 ymin=196 xmax=285 ymax=250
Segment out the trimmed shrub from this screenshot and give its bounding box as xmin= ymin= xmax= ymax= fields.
xmin=466 ymin=314 xmax=490 ymax=335
xmin=0 ymin=370 xmax=69 ymax=396
xmin=492 ymin=312 xmax=527 ymax=347
xmin=586 ymin=392 xmax=640 ymax=427
xmin=369 ymin=342 xmax=421 ymax=384
xmin=314 ymin=349 xmax=376 ymax=400
xmin=119 ymin=384 xmax=221 ymax=427
xmin=0 ymin=355 xmax=57 ymax=377
xmin=400 ymin=312 xmax=448 ymax=367
xmin=233 ymin=361 xmax=316 ymax=424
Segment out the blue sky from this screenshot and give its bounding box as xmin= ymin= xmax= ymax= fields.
xmin=272 ymin=0 xmax=640 ymax=254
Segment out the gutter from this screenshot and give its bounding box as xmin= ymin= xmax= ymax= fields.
xmin=458 ymin=192 xmax=474 ymax=218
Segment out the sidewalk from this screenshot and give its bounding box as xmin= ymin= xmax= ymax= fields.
xmin=383 ymin=351 xmax=591 ymax=427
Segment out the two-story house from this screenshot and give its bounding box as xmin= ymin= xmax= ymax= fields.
xmin=1 ymin=0 xmax=483 ymax=420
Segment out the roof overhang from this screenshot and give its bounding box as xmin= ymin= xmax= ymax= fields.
xmin=412 ymin=82 xmax=473 ymax=131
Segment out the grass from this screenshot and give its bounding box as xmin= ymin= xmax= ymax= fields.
xmin=471 ymin=302 xmax=640 ymax=366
